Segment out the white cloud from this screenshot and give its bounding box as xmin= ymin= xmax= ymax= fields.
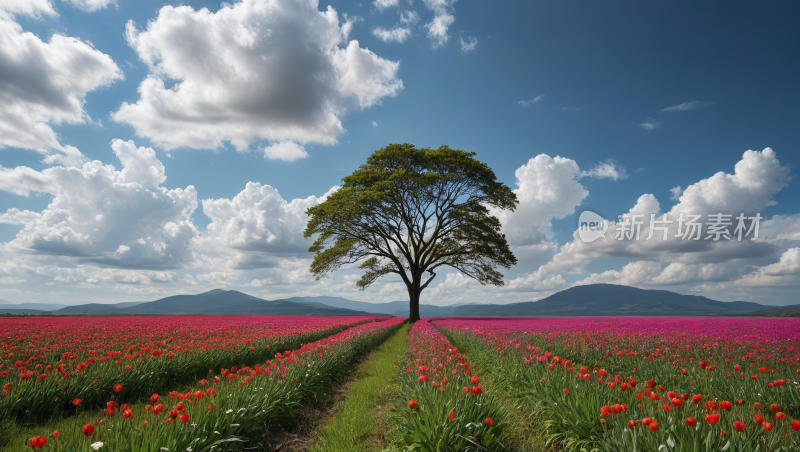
xmin=0 ymin=166 xmax=51 ymax=196
xmin=669 ymin=186 xmax=682 ymax=201
xmin=400 ymin=10 xmax=419 ymax=25
xmin=373 ymin=0 xmax=400 ymax=10
xmin=669 ymin=148 xmax=789 ymax=215
xmin=0 ymin=208 xmax=40 ymax=225
xmin=0 ymin=9 xmax=122 ymax=161
xmin=661 ymin=101 xmax=714 ymax=112
xmin=578 ymin=159 xmax=629 ymax=181
xmin=372 ymin=26 xmax=412 ymax=43
xmin=0 ymin=139 xmax=199 ymax=270
xmin=735 ymin=248 xmax=800 ymax=287
xmin=340 ymin=13 xmax=362 ymax=41
xmin=639 ymin=118 xmax=660 ymax=130
xmin=491 ymin=154 xmax=588 ymax=247
xmin=518 ymin=95 xmax=544 ymax=107
xmin=61 ymin=0 xmax=116 ymax=12
xmin=538 ymin=148 xmax=792 ymax=279
xmin=198 ymin=182 xmax=338 ymax=270
xmin=260 ymin=142 xmax=309 ymax=162
xmin=507 ymin=267 xmax=567 ymax=291
xmin=372 ymin=121 xmax=378 ymax=127
xmin=458 ymin=36 xmax=477 ymax=53
xmin=113 ymin=0 xmax=403 ymax=153
xmin=422 ymin=0 xmax=456 ymax=48
xmin=0 ymin=0 xmax=55 ymax=18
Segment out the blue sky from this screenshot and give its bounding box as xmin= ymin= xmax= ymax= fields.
xmin=0 ymin=0 xmax=798 ymax=306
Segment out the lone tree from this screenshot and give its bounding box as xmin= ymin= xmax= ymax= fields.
xmin=304 ymin=144 xmax=518 ymax=322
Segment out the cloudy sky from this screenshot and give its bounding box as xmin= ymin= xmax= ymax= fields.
xmin=0 ymin=0 xmax=798 ymax=306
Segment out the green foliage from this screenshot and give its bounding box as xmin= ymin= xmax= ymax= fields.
xmin=305 ymin=144 xmax=518 ymax=320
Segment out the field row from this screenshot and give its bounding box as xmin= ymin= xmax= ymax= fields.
xmin=0 ymin=315 xmax=384 ymax=422
xmin=2 ymin=316 xmax=404 ymax=451
xmin=435 ymin=316 xmax=800 ymax=452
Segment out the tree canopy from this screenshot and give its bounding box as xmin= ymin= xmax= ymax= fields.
xmin=304 ymin=144 xmax=518 ymax=321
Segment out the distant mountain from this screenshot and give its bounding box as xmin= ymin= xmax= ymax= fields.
xmin=106 ymin=290 xmax=387 ymax=316
xmin=55 ymin=302 xmax=143 ymax=314
xmin=436 ymin=284 xmax=772 ymax=317
xmin=277 ymin=296 xmax=461 ymax=317
xmin=1 ymin=284 xmax=776 ymax=318
xmin=0 ymin=300 xmax=68 ymax=311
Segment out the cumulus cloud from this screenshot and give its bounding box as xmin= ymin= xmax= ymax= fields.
xmin=735 ymin=248 xmax=800 ymax=287
xmin=372 ymin=26 xmax=412 ymax=43
xmin=669 ymin=186 xmax=683 ymax=201
xmin=458 ymin=36 xmax=477 ymax=53
xmin=578 ymin=159 xmax=629 ymax=181
xmin=538 ymin=148 xmax=792 ymax=281
xmin=113 ymin=0 xmax=403 ymax=152
xmin=0 ymin=7 xmax=122 ymax=161
xmin=197 ymin=182 xmax=338 ymax=270
xmin=518 ymin=95 xmax=544 ymax=107
xmin=507 ymin=267 xmax=567 ymax=291
xmin=0 ymin=139 xmax=198 ymax=270
xmin=491 ymin=154 xmax=589 ymax=247
xmin=662 ymin=101 xmax=714 ymax=112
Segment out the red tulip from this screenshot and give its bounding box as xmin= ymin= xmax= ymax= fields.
xmin=484 ymin=418 xmax=494 ymax=426
xmin=408 ymin=399 xmax=418 ymax=409
xmin=733 ymin=421 xmax=745 ymax=432
xmin=448 ymin=410 xmax=456 ymax=421
xmin=81 ymin=424 xmax=94 ymax=437
xmin=113 ymin=384 xmax=122 ymax=392
xmin=649 ymin=421 xmax=659 ymax=432
xmin=685 ymin=417 xmax=696 ymax=426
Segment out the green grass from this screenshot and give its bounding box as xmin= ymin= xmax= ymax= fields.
xmin=308 ymin=323 xmax=410 ymax=452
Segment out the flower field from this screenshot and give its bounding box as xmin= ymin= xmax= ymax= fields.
xmin=0 ymin=315 xmax=383 ymax=423
xmin=1 ymin=315 xmax=403 ymax=451
xmin=5 ymin=315 xmax=800 ymax=451
xmin=390 ymin=320 xmax=508 ymax=451
xmin=436 ymin=317 xmax=800 ymax=452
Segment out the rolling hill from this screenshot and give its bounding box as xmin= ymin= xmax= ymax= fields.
xmin=436 ymin=284 xmax=771 ymax=317
xmin=0 ymin=284 xmax=782 ymax=317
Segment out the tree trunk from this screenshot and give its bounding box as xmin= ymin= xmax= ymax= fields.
xmin=408 ymin=288 xmax=421 ymax=323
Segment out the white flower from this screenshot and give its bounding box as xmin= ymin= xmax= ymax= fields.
xmin=90 ymin=442 xmax=105 ymax=450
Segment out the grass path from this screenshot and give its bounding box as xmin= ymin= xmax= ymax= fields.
xmin=307 ymin=323 xmax=410 ymax=452
xmin=439 ymin=325 xmax=552 ymax=452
